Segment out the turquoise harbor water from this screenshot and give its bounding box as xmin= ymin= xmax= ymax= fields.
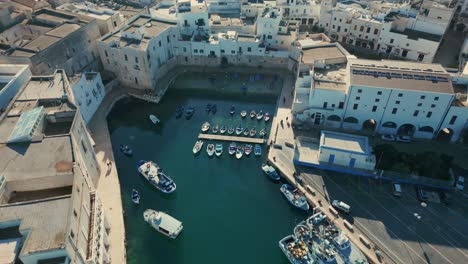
xmin=108 ymin=90 xmax=307 ymax=264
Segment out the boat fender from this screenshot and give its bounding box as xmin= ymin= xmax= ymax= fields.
xmin=343 ymin=220 xmax=354 ymax=232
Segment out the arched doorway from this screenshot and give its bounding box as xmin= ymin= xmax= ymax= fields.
xmin=382 ymin=121 xmax=397 ymax=129
xmin=418 ymin=126 xmax=434 ymax=133
xmin=327 ymin=115 xmax=341 ymax=122
xmin=397 ymin=124 xmax=416 ymax=136
xmin=343 ymin=116 xmax=358 ymax=124
xmin=436 ymin=128 xmax=454 ymax=142
xmin=310 ymin=112 xmax=325 ymax=125
xmin=362 ymin=119 xmax=377 ymax=131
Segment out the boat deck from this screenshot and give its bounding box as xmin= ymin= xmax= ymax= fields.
xmin=198 ymin=133 xmax=266 ymax=144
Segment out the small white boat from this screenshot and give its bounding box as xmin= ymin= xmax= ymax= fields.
xmin=229 ymin=142 xmax=237 ymax=155
xmin=143 ymin=209 xmax=183 ymax=239
xmin=215 ymin=144 xmax=223 ymax=157
xmin=259 ymin=128 xmax=267 ymax=137
xmin=236 ymin=145 xmax=244 ymax=159
xmin=235 ymin=125 xmax=243 ymax=135
xmin=132 ymin=189 xmax=140 ymax=204
xmin=149 ymin=114 xmax=160 ymax=125
xmin=245 ymin=144 xmax=252 ymax=156
xmin=220 ymin=125 xmax=227 ymax=134
xmin=256 ymin=110 xmax=263 ymax=120
xmin=212 ymin=124 xmax=219 ymax=134
xmin=207 ymin=143 xmax=215 ymax=157
xmin=262 ymin=164 xmax=280 ymax=181
xmin=240 ymin=110 xmax=247 ymax=118
xmin=243 ymin=128 xmax=249 ymax=136
xmin=201 ymin=122 xmax=210 ymax=133
xmin=249 ymin=128 xmax=256 ymax=137
xmin=193 ymin=140 xmax=204 ymax=154
xmin=250 ymin=110 xmax=256 ymax=119
xmin=254 ymin=144 xmax=262 ymax=156
xmin=227 ymin=126 xmax=235 ymax=135
xmin=264 ymin=112 xmax=270 ymax=122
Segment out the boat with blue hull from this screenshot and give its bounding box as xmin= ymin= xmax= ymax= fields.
xmin=137 ymin=160 xmax=176 ymax=194
xmin=262 ymin=164 xmax=280 ymax=181
xmin=132 ymin=189 xmax=140 ymax=204
xmin=280 ymin=184 xmax=309 ymax=211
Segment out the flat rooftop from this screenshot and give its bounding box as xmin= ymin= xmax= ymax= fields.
xmin=0 ymin=196 xmax=71 ymax=256
xmin=314 ymin=64 xmax=348 ymax=91
xmin=391 ymin=28 xmax=442 ymax=42
xmin=17 ymin=73 xmax=67 ymax=101
xmin=320 ymin=130 xmax=370 ymax=155
xmin=302 ymin=45 xmax=346 ymax=64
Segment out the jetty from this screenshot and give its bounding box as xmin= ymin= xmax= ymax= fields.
xmin=198 ymin=133 xmax=266 ymax=144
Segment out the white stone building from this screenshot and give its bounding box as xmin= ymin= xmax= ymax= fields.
xmin=276 ymin=0 xmax=321 ymax=26
xmin=69 ymin=72 xmax=106 ymax=124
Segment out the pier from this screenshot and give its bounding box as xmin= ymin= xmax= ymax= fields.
xmin=198 ymin=133 xmax=266 ymax=144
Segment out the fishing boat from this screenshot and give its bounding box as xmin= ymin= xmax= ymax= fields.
xmin=243 ymin=128 xmax=249 ymax=136
xmin=256 ymin=110 xmax=264 ymax=120
xmin=192 ymin=140 xmax=204 ymax=154
xmin=249 ymin=128 xmax=256 ymax=137
xmin=132 ymin=189 xmax=140 ymax=204
xmin=279 ymin=235 xmax=313 ymax=264
xmin=229 ymin=105 xmax=235 ymax=115
xmin=220 ymin=125 xmax=227 ymax=134
xmin=250 ymin=110 xmax=256 ymax=119
xmin=143 ymin=209 xmax=183 ymax=239
xmin=228 ymin=142 xmax=237 ymax=155
xmin=212 ymin=124 xmax=219 ymax=134
xmin=235 ymin=124 xmax=243 ymax=135
xmin=227 ymin=126 xmax=235 ymax=135
xmin=201 ymin=122 xmax=210 ymax=133
xmin=280 ymin=184 xmax=309 ymax=211
xmin=240 ymin=110 xmax=247 ymax=118
xmin=264 ymin=112 xmax=270 ymax=122
xmin=206 ymin=103 xmax=212 ymax=113
xmin=185 ymin=107 xmax=195 ymax=118
xmin=254 ymin=144 xmax=262 ymax=156
xmin=262 ymin=164 xmax=280 ymax=181
xmin=245 ymin=144 xmax=252 ymax=156
xmin=119 ymin=144 xmax=133 ymax=156
xmin=259 ymin=128 xmax=267 ymax=137
xmin=235 ymin=145 xmax=244 ymax=159
xmin=211 ymin=104 xmax=217 ymax=114
xmin=206 ymin=143 xmax=215 ymax=157
xmin=149 ymin=114 xmax=160 ymax=125
xmin=137 ymin=160 xmax=176 ymax=194
xmin=215 ymin=144 xmax=223 ymax=157
xmin=175 ymin=105 xmax=184 ymax=119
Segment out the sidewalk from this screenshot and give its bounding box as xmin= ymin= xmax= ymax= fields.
xmin=89 ymin=87 xmax=129 ymax=264
xmin=267 ymin=76 xmax=389 ymax=264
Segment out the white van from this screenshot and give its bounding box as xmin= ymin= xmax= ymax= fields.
xmin=332 ymin=200 xmax=351 ymax=214
xmin=392 ymin=183 xmax=402 ymax=197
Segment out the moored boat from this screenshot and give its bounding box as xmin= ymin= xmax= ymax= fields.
xmin=132 ymin=189 xmax=140 ymax=204
xmin=206 ymin=143 xmax=215 ymax=157
xmin=211 ymin=104 xmax=217 ymax=114
xmin=149 ymin=114 xmax=160 ymax=125
xmin=212 ymin=124 xmax=219 ymax=134
xmin=229 ymin=105 xmax=235 ymax=115
xmin=228 ymin=142 xmax=237 ymax=155
xmin=262 ymin=164 xmax=280 ymax=181
xmin=259 ymin=128 xmax=267 ymax=137
xmin=243 ymin=128 xmax=249 ymax=136
xmin=235 ymin=124 xmax=243 ymax=135
xmin=201 ymin=122 xmax=210 ymax=133
xmin=206 ymin=103 xmax=212 ymax=113
xmin=235 ymin=145 xmax=244 ymax=159
xmin=256 ymin=110 xmax=263 ymax=120
xmin=240 ymin=110 xmax=247 ymax=118
xmin=220 ymin=125 xmax=227 ymax=134
xmin=143 ymin=209 xmax=183 ymax=239
xmin=249 ymin=128 xmax=256 ymax=137
xmin=264 ymin=112 xmax=270 ymax=122
xmin=280 ymin=184 xmax=309 ymax=211
xmin=175 ymin=105 xmax=184 ymax=119
xmin=254 ymin=144 xmax=262 ymax=156
xmin=137 ymin=160 xmax=176 ymax=194
xmin=227 ymin=126 xmax=235 ymax=135
xmin=279 ymin=235 xmax=313 ymax=264
xmin=120 ymin=144 xmax=133 ymax=156
xmin=185 ymin=107 xmax=195 ymax=118
xmin=192 ymin=140 xmax=204 ymax=154
xmin=250 ymin=110 xmax=256 ymax=119
xmin=215 ymin=143 xmax=223 ymax=157
xmin=245 ymin=144 xmax=252 ymax=156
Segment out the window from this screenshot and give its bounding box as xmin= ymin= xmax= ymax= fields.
xmin=431 ymin=104 xmax=435 ymax=108
xmin=183 ymin=47 xmax=187 ymax=52
xmin=334 ymin=17 xmax=337 ymax=21
xmin=449 ymin=116 xmax=457 ymax=125
xmin=200 ymin=49 xmax=204 ymax=54
xmin=231 ymin=50 xmax=235 ymax=54
xmin=357 ymin=89 xmax=362 ymax=93
xmin=377 ymin=91 xmax=382 ymax=95
xmin=392 ymin=108 xmax=397 ymax=114
xmin=390 ymin=38 xmax=394 ymax=44
xmin=413 ymin=110 xmax=419 ymax=117
xmin=417 ymin=103 xmax=422 ymax=107
xmin=81 ymin=140 xmax=87 ymax=153
xmin=105 ymin=50 xmax=108 ymax=57
xmin=366 ymin=27 xmax=370 ymax=33
xmin=221 ymin=49 xmax=225 ymax=53
xmin=375 ymin=98 xmax=380 ymax=102
xmin=434 ymin=96 xmax=439 ymax=101
xmin=332 ymin=25 xmax=335 ymax=29
xmin=194 ymin=49 xmax=198 ymax=53
xmin=70 ymin=231 xmax=75 ymax=239
xmin=323 ymin=102 xmax=328 ymax=109
xmin=184 ymin=57 xmax=188 ymax=62
xmin=135 ymin=57 xmax=138 ymax=63
xmin=426 ymin=111 xmax=432 ymax=118
xmin=124 ymin=54 xmax=128 ymax=61
xmin=135 ymin=77 xmax=138 ymax=84
xmin=248 ymin=47 xmax=251 ymax=52
xmin=353 ymin=104 xmax=358 ymax=110
xmin=73 ymin=210 xmax=77 ymax=217
xmin=360 ymin=26 xmax=364 ymax=32
xmin=374 ymin=28 xmax=378 ymax=35
xmin=420 ymin=95 xmax=426 ymax=99
xmin=158 ymin=41 xmax=161 ymax=47
xmin=372 ymin=106 xmax=377 ymax=112
xmin=267 ymin=35 xmax=272 ymax=39
xmin=338 ymin=102 xmax=344 ymax=109
xmin=167 ymin=36 xmax=170 ymax=43
xmin=396 ymin=100 xmax=400 ymax=104
xmin=354 ymin=25 xmax=357 ymax=30
xmin=398 ymin=93 xmax=403 ymax=97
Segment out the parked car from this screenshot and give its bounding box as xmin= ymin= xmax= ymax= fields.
xmin=455 ymin=176 xmax=464 ymax=191
xmin=392 ymin=182 xmax=402 ymax=197
xmin=396 ymin=135 xmax=411 ymax=143
xmin=381 ymin=134 xmax=396 ymax=142
xmin=332 ymin=200 xmax=351 ymax=214
xmin=415 ymin=186 xmax=429 ymax=201
xmin=305 ymin=184 xmax=316 ymax=195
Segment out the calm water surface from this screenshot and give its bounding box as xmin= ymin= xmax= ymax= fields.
xmin=108 ymin=90 xmax=307 ymax=264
